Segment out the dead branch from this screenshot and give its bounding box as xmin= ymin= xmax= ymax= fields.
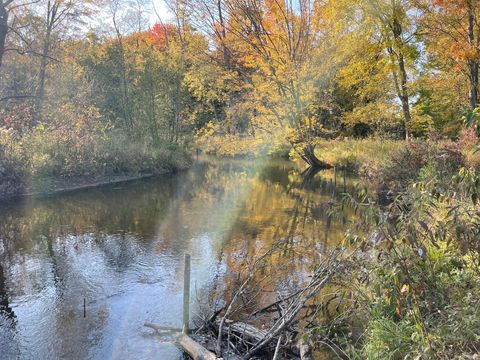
xmin=242 ymin=251 xmax=341 ymax=358
xmin=195 ymin=306 xmax=225 ymax=334
xmin=272 ymin=333 xmax=284 ymax=360
xmin=204 ymin=250 xmax=343 ymax=359
xmin=216 ymin=246 xmax=275 ymax=355
xmin=144 ymin=322 xmax=183 ymax=334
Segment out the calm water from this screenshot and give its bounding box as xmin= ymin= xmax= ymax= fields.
xmin=0 ymin=158 xmax=356 ymax=359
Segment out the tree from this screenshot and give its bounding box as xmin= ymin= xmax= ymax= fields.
xmin=34 ymin=0 xmax=96 ymax=105
xmin=418 ymin=0 xmax=480 ymax=110
xmin=217 ymin=0 xmax=333 ymax=167
xmin=0 ymin=0 xmax=41 ymax=71
xmin=180 ymin=0 xmax=231 ymax=68
xmin=0 ymin=0 xmax=12 ymax=68
xmin=328 ymin=0 xmax=420 ymax=140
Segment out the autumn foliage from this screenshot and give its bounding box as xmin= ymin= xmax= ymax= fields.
xmin=147 ymin=22 xmax=176 ymax=49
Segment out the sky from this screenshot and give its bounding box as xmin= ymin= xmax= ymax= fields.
xmin=150 ymin=0 xmax=173 ymax=24
xmin=93 ymin=0 xmax=173 ymax=35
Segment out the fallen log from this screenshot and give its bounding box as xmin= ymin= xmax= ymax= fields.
xmin=215 ymin=318 xmax=269 ymax=344
xmin=215 ymin=319 xmax=304 ymax=359
xmin=175 ymin=333 xmax=219 ymax=360
xmin=144 ymin=323 xmax=220 ymax=360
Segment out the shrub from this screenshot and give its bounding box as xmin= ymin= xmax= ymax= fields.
xmin=0 ymin=124 xmax=191 ymax=198
xmin=459 ymin=127 xmax=480 ymax=172
xmin=382 ymin=140 xmax=464 ymax=189
xmin=337 ymin=168 xmax=480 ymax=359
xmin=0 ymin=129 xmax=25 ymax=198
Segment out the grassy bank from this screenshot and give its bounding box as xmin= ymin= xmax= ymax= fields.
xmin=313 ymin=135 xmax=480 ymax=197
xmin=314 ymin=138 xmax=403 ymax=172
xmin=196 ymin=134 xmax=480 ymax=206
xmin=0 ymin=127 xmax=191 ymax=200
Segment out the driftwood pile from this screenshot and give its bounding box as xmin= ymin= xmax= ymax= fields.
xmin=145 ymin=250 xmax=342 ymax=359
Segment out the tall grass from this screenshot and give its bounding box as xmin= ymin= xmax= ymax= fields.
xmin=314 ymin=138 xmax=404 ymax=173
xmin=0 ymin=127 xmax=191 ymax=198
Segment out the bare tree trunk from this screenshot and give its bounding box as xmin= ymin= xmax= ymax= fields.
xmin=468 ymin=60 xmax=478 ymax=110
xmin=149 ymin=78 xmax=159 ymax=144
xmin=468 ymin=0 xmax=479 ymax=109
xmin=398 ymin=58 xmax=412 ymax=140
xmin=120 ymin=54 xmax=131 ymax=129
xmin=174 ymin=79 xmax=180 ymax=144
xmin=391 ymin=15 xmax=412 ymax=140
xmin=217 ymin=0 xmax=229 ymax=69
xmin=113 ymin=14 xmax=132 ymax=131
xmin=0 ymin=2 xmax=8 ymax=69
xmin=37 ymin=29 xmax=51 ymax=102
xmin=301 ymin=144 xmax=331 ymax=170
xmin=37 ymin=0 xmax=58 ymax=111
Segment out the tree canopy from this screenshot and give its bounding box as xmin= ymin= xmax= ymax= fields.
xmin=0 ymin=0 xmax=479 ymax=160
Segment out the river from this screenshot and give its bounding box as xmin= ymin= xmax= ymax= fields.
xmin=0 ymin=157 xmax=357 ymax=359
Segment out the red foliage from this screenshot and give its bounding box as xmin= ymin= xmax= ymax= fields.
xmin=426 ymin=0 xmax=480 ymax=73
xmin=147 ymin=22 xmax=176 ymax=49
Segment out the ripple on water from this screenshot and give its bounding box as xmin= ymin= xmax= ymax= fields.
xmin=0 ymin=159 xmax=356 ymax=359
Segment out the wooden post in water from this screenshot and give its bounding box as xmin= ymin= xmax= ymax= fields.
xmin=183 ymin=253 xmax=191 ymax=334
xmin=83 ymin=298 xmax=86 ymax=318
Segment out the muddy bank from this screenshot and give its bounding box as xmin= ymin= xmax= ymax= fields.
xmin=0 ymin=170 xmax=174 ymax=202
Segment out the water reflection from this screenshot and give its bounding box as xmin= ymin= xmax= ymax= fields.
xmin=0 ymin=158 xmax=357 ymax=359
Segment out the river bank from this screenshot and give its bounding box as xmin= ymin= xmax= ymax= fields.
xmin=198 ymin=136 xmax=479 ymax=202
xmin=0 ymin=129 xmax=192 ymax=201
xmin=1 ymin=172 xmax=160 ymax=202
xmin=0 ymin=167 xmax=190 ymax=202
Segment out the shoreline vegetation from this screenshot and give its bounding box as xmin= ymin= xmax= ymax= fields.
xmin=2 ymin=173 xmax=155 ymax=201
xmin=4 ymin=133 xmax=476 ymax=203
xmin=0 ymin=130 xmax=191 ymax=201
xmin=198 ymin=131 xmax=480 ymax=202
